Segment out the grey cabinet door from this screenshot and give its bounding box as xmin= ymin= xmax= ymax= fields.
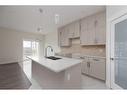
xmin=64 ymin=27 xmax=71 ymax=46
xmin=58 ymin=29 xmax=63 ymax=46
xmin=89 ymin=58 xmax=106 ymax=80
xmin=81 ymin=58 xmax=90 ymax=75
xmin=74 ymin=21 xmax=80 ymax=38
xmin=80 ymin=18 xmax=88 ymax=45
xmin=68 ymin=21 xmax=80 ymax=38
xmin=80 ymin=15 xmax=96 ymax=45
xmin=87 ymin=15 xmax=96 ymax=45
xmin=80 ymin=11 xmax=106 ymax=45
xmin=59 ymin=28 xmax=65 ymax=46
xmin=58 ymin=27 xmax=70 ymax=47
xmin=95 ymin=11 xmax=106 ymax=45
xmin=68 ymin=23 xmax=75 ymax=38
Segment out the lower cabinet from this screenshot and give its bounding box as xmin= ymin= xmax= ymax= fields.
xmin=81 ymin=58 xmax=90 ymax=75
xmin=82 ymin=57 xmax=106 ymax=81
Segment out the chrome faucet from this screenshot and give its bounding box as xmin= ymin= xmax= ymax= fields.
xmin=45 ymin=46 xmax=54 ymax=57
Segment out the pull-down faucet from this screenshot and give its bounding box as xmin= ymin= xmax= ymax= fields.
xmin=45 ymin=46 xmax=54 ymax=57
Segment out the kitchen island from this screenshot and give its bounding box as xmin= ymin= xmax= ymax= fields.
xmin=28 ymin=56 xmax=82 ymax=89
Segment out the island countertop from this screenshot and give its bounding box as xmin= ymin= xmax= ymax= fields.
xmin=27 ymin=56 xmax=82 ymax=73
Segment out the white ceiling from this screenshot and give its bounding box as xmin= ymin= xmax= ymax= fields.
xmin=0 ymin=6 xmax=105 ymax=34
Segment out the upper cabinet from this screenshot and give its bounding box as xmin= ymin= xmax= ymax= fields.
xmin=68 ymin=21 xmax=80 ymax=38
xmin=80 ymin=11 xmax=106 ymax=45
xmin=58 ymin=21 xmax=80 ymax=47
xmin=80 ymin=18 xmax=88 ymax=45
xmin=95 ymin=12 xmax=106 ymax=45
xmin=58 ymin=11 xmax=106 ymax=47
xmin=80 ymin=15 xmax=96 ymax=45
xmin=58 ymin=27 xmax=71 ymax=47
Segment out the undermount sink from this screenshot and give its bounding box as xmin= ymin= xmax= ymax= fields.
xmin=46 ymin=56 xmax=62 ymax=60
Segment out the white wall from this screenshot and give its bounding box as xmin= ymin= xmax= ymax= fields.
xmin=0 ymin=27 xmax=45 ymax=66
xmin=106 ymin=6 xmax=127 ymax=88
xmin=45 ymin=30 xmax=61 ymax=53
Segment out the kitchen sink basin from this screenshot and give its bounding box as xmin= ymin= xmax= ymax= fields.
xmin=46 ymin=56 xmax=62 ymax=60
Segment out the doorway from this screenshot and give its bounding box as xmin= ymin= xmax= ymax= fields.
xmin=23 ymin=40 xmax=40 ymax=79
xmin=110 ymin=14 xmax=127 ymax=89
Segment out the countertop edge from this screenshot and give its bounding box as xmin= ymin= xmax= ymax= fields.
xmin=27 ymin=56 xmax=82 ymax=73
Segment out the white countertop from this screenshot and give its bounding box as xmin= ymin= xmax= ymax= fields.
xmin=27 ymin=56 xmax=82 ymax=73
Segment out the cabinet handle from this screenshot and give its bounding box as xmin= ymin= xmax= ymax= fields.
xmin=80 ymin=57 xmax=84 ymax=59
xmin=93 ymin=59 xmax=99 ymax=61
xmin=87 ymin=62 xmax=90 ymax=68
xmin=87 ymin=62 xmax=89 ymax=67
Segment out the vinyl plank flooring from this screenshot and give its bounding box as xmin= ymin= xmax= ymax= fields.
xmin=0 ymin=62 xmax=32 ymax=89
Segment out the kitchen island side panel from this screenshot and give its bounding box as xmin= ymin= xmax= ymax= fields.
xmin=32 ymin=60 xmax=65 ymax=89
xmin=32 ymin=60 xmax=82 ymax=89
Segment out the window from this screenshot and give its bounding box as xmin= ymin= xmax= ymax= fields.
xmin=23 ymin=40 xmax=40 ymax=58
xmin=23 ymin=41 xmax=31 ymax=48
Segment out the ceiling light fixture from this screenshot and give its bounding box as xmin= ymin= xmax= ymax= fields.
xmin=37 ymin=8 xmax=43 ymax=32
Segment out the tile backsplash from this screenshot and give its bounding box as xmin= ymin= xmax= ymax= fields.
xmin=61 ymin=44 xmax=106 ymax=57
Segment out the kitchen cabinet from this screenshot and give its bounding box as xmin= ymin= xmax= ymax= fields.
xmin=74 ymin=21 xmax=80 ymax=38
xmin=95 ymin=12 xmax=106 ymax=45
xmin=80 ymin=11 xmax=106 ymax=45
xmin=58 ymin=11 xmax=106 ymax=46
xmin=81 ymin=57 xmax=89 ymax=75
xmin=68 ymin=23 xmax=74 ymax=38
xmin=58 ymin=27 xmax=71 ymax=47
xmin=89 ymin=58 xmax=106 ymax=80
xmin=86 ymin=15 xmax=96 ymax=45
xmin=68 ymin=21 xmax=80 ymax=38
xmin=80 ymin=18 xmax=88 ymax=45
xmin=80 ymin=14 xmax=96 ymax=45
xmin=82 ymin=57 xmax=106 ymax=81
xmin=58 ymin=21 xmax=80 ymax=47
